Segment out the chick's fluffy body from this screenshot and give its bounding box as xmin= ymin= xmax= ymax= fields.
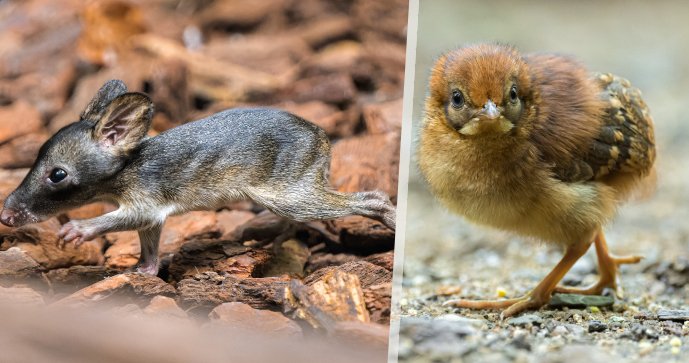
xmin=419 ymin=44 xmax=655 ymax=247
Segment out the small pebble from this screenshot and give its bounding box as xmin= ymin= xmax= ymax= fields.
xmin=610 ymin=316 xmax=626 ymax=323
xmin=638 ymin=341 xmax=654 ymax=356
xmin=435 ymin=286 xmax=462 ymax=296
xmin=670 ymin=337 xmax=682 ymax=347
xmin=599 ymin=339 xmax=615 ymax=347
xmin=511 ymin=329 xmax=531 ymax=350
xmin=658 ymin=309 xmax=689 ymax=322
xmin=588 ymin=320 xmax=608 ymax=333
xmin=626 ymin=305 xmax=640 ymax=315
xmin=565 ymin=323 xmax=585 ymax=337
xmin=648 ymin=303 xmax=662 ymax=313
xmin=549 ymin=294 xmax=614 ymax=308
xmin=551 ymin=325 xmax=568 ymax=336
xmin=572 ymin=313 xmax=583 ymax=324
xmin=507 ymin=314 xmax=543 ymax=327
xmin=513 ymin=328 xmax=529 ymax=339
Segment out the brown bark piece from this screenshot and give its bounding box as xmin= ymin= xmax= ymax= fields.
xmin=363 ymin=98 xmax=403 ymax=134
xmin=143 ymin=295 xmax=188 ymax=320
xmin=301 ymin=41 xmax=364 ymax=77
xmin=363 ymin=283 xmax=392 ymax=324
xmin=352 ymin=0 xmax=409 ymax=43
xmin=0 ymin=285 xmax=45 ymax=306
xmin=285 ymin=270 xmax=369 ymax=332
xmin=130 ymin=34 xmax=285 ymax=104
xmin=231 ymin=210 xmax=295 ymax=244
xmin=209 ymin=302 xmax=302 ymax=338
xmin=0 ymin=51 xmax=77 ymax=117
xmin=0 ymin=169 xmax=28 ymax=201
xmin=216 ymin=210 xmax=255 ymax=240
xmin=168 ymin=239 xmax=272 ymax=281
xmin=54 ymin=272 xmax=175 ymax=307
xmin=364 ymin=251 xmax=394 ymax=271
xmin=1 ymin=218 xmax=105 ymax=270
xmin=258 ymin=238 xmax=310 ymax=278
xmin=197 ymin=0 xmax=283 ymax=33
xmin=44 ymin=266 xmax=120 ymax=295
xmin=305 ymin=260 xmax=391 ymax=290
xmin=279 ymin=100 xmax=355 ymax=138
xmin=360 ymin=40 xmax=407 ymax=98
xmin=332 ymin=215 xmax=395 ymax=254
xmin=303 ymin=261 xmax=392 ymax=325
xmin=330 ymin=132 xmax=400 ymax=200
xmin=0 ymin=101 xmax=43 ymax=144
xmin=103 ymin=231 xmax=140 ymax=270
xmin=0 ymin=131 xmax=50 ymax=169
xmin=285 ymin=73 xmax=357 ymax=105
xmin=103 ymin=211 xmax=220 ymax=271
xmin=0 ymin=1 xmax=81 ymax=78
xmin=77 ymin=1 xmax=147 ymax=65
xmin=148 ymin=59 xmax=190 ymax=131
xmin=305 ymin=252 xmax=359 ymax=274
xmin=203 ymin=34 xmax=310 ymax=77
xmin=177 ymin=272 xmax=288 ymax=311
xmin=158 ymin=211 xmax=220 ymax=255
xmin=292 ymin=15 xmax=354 ymax=49
xmin=331 ymin=321 xmax=389 ymax=348
xmin=0 ymin=247 xmax=41 ymax=277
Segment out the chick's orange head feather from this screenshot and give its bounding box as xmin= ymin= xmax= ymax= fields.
xmin=429 ymin=44 xmax=532 ymax=135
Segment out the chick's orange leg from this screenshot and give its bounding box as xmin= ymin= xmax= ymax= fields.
xmin=554 ymin=229 xmax=641 ymax=297
xmin=444 ymin=241 xmax=591 ymax=318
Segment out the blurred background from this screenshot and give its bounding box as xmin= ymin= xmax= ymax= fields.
xmin=400 ymin=1 xmax=689 ymax=362
xmin=0 ymin=0 xmax=407 ymax=361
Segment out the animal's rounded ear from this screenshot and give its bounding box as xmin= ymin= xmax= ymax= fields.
xmin=81 ymin=80 xmax=128 ymax=123
xmin=92 ymin=92 xmax=154 ymax=153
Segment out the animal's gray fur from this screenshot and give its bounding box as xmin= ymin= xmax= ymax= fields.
xmin=1 ymin=80 xmax=396 ymax=274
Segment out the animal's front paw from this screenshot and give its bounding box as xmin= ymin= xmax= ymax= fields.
xmin=57 ymin=221 xmax=98 ymax=248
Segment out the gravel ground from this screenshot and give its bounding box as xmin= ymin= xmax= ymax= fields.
xmin=397 ymin=1 xmax=689 ymax=362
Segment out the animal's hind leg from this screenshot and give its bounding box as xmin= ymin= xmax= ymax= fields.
xmin=247 ymin=187 xmax=396 ymax=231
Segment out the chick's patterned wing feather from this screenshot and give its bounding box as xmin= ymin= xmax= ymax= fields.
xmin=555 ymin=73 xmax=656 ymax=183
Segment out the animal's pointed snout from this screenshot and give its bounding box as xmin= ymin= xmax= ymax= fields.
xmin=0 ymin=208 xmax=17 ymax=227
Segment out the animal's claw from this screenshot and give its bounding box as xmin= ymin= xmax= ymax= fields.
xmin=57 ymin=221 xmax=96 ymax=248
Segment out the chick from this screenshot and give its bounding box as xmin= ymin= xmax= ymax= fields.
xmin=418 ymin=44 xmax=656 ymax=317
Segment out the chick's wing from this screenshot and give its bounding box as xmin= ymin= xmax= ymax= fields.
xmin=554 ymin=73 xmax=656 ymax=183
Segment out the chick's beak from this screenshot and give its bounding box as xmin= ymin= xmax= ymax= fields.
xmin=480 ymin=100 xmax=500 ymax=120
xmin=457 ymin=99 xmax=513 ymax=136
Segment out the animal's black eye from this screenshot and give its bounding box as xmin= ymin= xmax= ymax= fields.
xmin=49 ymin=168 xmax=67 ymax=183
xmin=451 ymin=89 xmax=464 ymax=108
xmin=509 ymin=85 xmax=518 ymax=102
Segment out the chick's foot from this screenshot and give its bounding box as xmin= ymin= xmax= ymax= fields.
xmin=443 ymin=292 xmax=550 ymax=318
xmin=444 ymin=241 xmax=591 ymax=318
xmin=555 ymin=230 xmax=641 ymax=298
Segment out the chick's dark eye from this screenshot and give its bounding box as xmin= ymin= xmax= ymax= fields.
xmin=49 ymin=168 xmax=67 ymax=183
xmin=451 ymin=90 xmax=464 ymax=108
xmin=509 ymin=86 xmax=518 ymax=102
